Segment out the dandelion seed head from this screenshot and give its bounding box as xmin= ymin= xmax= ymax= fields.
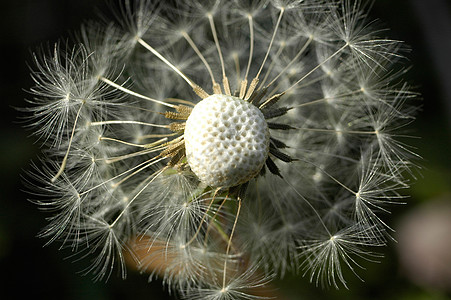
xmin=22 ymin=0 xmax=419 ymax=297
xmin=185 ymin=94 xmax=270 ymax=188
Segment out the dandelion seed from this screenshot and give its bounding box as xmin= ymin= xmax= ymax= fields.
xmin=23 ymin=0 xmax=418 ymax=298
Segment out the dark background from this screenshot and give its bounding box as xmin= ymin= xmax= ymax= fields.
xmin=1 ymin=0 xmax=450 ymax=299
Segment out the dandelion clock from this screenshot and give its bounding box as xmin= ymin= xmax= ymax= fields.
xmin=23 ymin=0 xmax=419 ymax=298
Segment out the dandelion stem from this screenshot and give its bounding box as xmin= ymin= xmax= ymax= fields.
xmin=283 ymin=177 xmax=331 ymax=236
xmin=99 ymin=136 xmax=159 ymax=148
xmin=260 ymin=42 xmax=286 ymax=87
xmin=137 ymin=38 xmax=209 ymax=98
xmin=100 ymin=76 xmax=176 ymax=109
xmin=110 ymin=167 xmax=167 ymax=228
xmin=183 ymin=188 xmax=220 ymax=248
xmin=111 ymin=156 xmax=165 ymax=188
xmin=291 ymin=89 xmax=364 ymax=108
xmin=255 ymin=7 xmax=285 ymax=80
xmin=104 ymin=146 xmax=165 ymax=164
xmin=164 ymin=98 xmax=196 ymax=106
xmin=181 ymin=31 xmax=217 ymax=87
xmin=222 ymin=196 xmax=242 ymax=289
xmin=268 ymin=72 xmax=328 ymax=98
xmin=79 ymin=156 xmax=166 ymax=196
xmin=284 ymin=43 xmax=349 ymax=93
xmin=203 ymin=193 xmax=229 ymax=246
xmin=51 ymin=102 xmax=84 ymax=182
xmin=294 ymin=148 xmax=360 ymax=163
xmin=295 ymin=127 xmax=378 ymax=135
xmin=239 ymin=15 xmax=255 ymax=99
xmin=207 ymin=13 xmax=230 ymax=95
xmin=90 ymin=120 xmax=169 ymax=128
xmin=242 ymin=8 xmax=285 ymax=99
xmin=267 ymin=36 xmax=313 ymax=87
xmin=244 ymin=14 xmax=254 ymax=82
xmin=137 ymin=38 xmax=193 ymax=86
xmin=295 ymin=157 xmax=357 ymax=196
xmin=99 ymin=137 xmax=168 ymax=163
xmin=138 ymin=133 xmax=177 ymax=142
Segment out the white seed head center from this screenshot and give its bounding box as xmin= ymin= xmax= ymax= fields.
xmin=184 ymin=94 xmax=270 ymax=188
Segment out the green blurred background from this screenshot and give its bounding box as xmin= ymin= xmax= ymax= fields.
xmin=1 ymin=0 xmax=450 ymax=299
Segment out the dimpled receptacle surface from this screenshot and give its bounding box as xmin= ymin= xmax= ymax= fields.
xmin=184 ymin=94 xmax=270 ymax=188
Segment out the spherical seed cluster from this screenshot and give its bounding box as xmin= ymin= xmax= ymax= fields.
xmin=23 ymin=0 xmax=419 ymax=298
xmin=184 ymin=94 xmax=270 ymax=188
